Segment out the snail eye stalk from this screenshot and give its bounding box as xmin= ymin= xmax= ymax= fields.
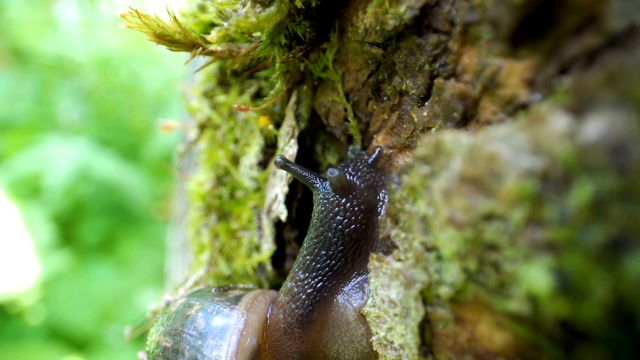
xmin=274 ymin=155 xmax=326 ymax=191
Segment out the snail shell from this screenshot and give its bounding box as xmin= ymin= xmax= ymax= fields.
xmin=146 ymin=287 xmax=277 ymax=360
xmin=146 ymin=147 xmax=387 ymax=359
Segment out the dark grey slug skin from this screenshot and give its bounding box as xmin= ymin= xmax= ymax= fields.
xmin=262 ymin=147 xmax=387 ymax=360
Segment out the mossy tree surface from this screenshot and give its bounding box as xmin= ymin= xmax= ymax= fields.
xmin=123 ymin=0 xmax=640 ymax=358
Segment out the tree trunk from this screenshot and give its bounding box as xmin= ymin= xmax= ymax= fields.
xmin=124 ymin=0 xmax=640 ymax=358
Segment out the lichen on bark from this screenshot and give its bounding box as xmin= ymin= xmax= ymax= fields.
xmin=123 ymin=0 xmax=640 ymax=358
xmin=377 ymin=103 xmax=640 ymax=358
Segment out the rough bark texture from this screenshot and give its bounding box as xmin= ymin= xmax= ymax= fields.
xmin=125 ymin=0 xmax=640 ymax=358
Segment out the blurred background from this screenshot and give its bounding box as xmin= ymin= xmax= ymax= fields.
xmin=0 ymin=0 xmax=187 ymax=358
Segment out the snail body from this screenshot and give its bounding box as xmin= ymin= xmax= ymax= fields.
xmin=147 ymin=148 xmax=387 ymax=360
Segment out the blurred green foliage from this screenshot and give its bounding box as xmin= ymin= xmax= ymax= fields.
xmin=0 ymin=0 xmax=186 ymax=358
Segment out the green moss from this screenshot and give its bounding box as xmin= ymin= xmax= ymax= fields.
xmin=345 ymin=0 xmax=435 ymax=44
xmin=373 ymin=105 xmax=640 ymax=357
xmin=364 ymin=251 xmax=428 ymax=359
xmin=119 ymin=8 xmax=206 ymax=56
xmin=180 ymin=69 xmax=314 ymax=291
xmin=183 ymin=63 xmax=273 ymax=287
xmin=306 ymin=29 xmax=362 ymax=146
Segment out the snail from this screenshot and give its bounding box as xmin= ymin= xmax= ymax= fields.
xmin=146 ymin=147 xmax=388 ymax=360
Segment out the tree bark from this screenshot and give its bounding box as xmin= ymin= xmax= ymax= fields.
xmin=124 ymin=0 xmax=640 ymax=358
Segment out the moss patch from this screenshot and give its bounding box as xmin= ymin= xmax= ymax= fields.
xmin=373 ymin=104 xmax=640 ymax=358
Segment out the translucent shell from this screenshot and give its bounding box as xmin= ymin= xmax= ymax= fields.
xmin=146 ymin=288 xmax=277 ymax=360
